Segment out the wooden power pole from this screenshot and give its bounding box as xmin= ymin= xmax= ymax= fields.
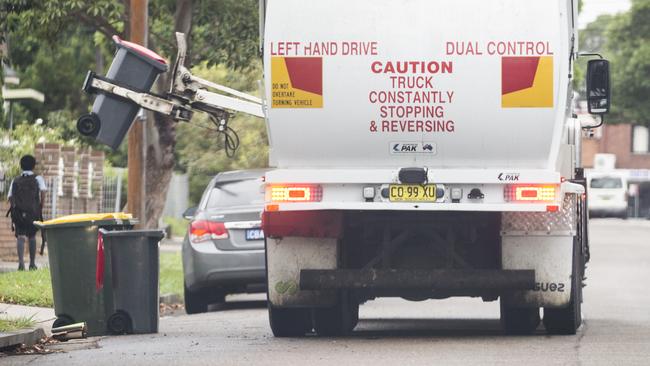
xmin=127 ymin=0 xmax=148 ymax=227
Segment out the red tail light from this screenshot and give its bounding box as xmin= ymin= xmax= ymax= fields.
xmin=504 ymin=185 xmax=556 ymax=202
xmin=270 ymin=185 xmax=323 ymax=202
xmin=189 ymin=220 xmax=228 ymax=243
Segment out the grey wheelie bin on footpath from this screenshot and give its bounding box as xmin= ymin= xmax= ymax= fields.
xmin=77 ymin=35 xmax=168 ymax=149
xmin=99 ymin=229 xmax=165 ymax=335
xmin=35 ymin=213 xmax=136 ymax=337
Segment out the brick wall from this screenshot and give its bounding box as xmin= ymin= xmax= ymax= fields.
xmin=0 ymin=144 xmax=105 ymax=261
xmin=582 ymin=124 xmax=650 ymax=169
xmin=0 ymin=201 xmax=16 ymax=260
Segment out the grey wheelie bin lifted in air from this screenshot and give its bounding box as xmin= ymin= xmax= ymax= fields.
xmin=35 ymin=213 xmax=136 ymax=337
xmin=99 ymin=229 xmax=165 ymax=335
xmin=77 ymin=35 xmax=168 ymax=149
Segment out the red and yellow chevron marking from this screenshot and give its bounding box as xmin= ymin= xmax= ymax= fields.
xmin=271 ymin=57 xmax=323 ymax=108
xmin=501 ymin=56 xmax=553 ymax=108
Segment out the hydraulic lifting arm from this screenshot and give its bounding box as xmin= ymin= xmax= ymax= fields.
xmin=79 ymin=32 xmax=264 ymax=151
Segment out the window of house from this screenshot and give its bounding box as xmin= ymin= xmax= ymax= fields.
xmin=632 ymin=125 xmax=649 ymax=154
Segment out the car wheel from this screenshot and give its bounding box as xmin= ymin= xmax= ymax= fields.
xmin=544 ymin=237 xmax=583 ymax=335
xmin=313 ymin=292 xmax=359 ymax=336
xmin=500 ymin=301 xmax=540 ymax=335
xmin=268 ymin=305 xmax=312 ymax=337
xmin=184 ymin=284 xmax=209 ymax=315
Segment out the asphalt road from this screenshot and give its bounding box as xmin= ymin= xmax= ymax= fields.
xmin=5 ymin=219 xmax=650 ymax=365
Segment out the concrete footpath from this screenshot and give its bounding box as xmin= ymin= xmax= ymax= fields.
xmin=0 ymin=303 xmax=55 ymax=350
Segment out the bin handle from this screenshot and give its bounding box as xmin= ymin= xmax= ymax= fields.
xmin=95 ymin=232 xmax=105 ymax=291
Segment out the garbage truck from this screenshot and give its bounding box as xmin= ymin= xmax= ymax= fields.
xmin=259 ymin=0 xmax=610 ymax=337
xmin=80 ymin=0 xmax=611 ymax=337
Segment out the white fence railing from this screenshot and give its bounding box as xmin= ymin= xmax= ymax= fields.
xmin=0 ymin=174 xmax=122 ymax=220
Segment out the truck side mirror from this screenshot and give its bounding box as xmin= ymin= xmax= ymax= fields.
xmin=586 ymin=59 xmax=610 ymax=115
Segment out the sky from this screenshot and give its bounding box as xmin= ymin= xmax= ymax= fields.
xmin=579 ymin=0 xmax=632 ymax=28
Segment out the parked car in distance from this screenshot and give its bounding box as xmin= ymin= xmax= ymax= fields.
xmin=182 ymin=169 xmax=269 ymax=314
xmin=588 ymin=172 xmax=628 ymax=219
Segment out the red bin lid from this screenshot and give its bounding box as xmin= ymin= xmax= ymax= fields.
xmin=112 ymin=35 xmax=167 ymax=66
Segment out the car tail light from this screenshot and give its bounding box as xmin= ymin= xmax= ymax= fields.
xmin=270 ymin=185 xmax=323 ymax=202
xmin=189 ymin=220 xmax=228 ymax=243
xmin=504 ymin=185 xmax=556 ymax=202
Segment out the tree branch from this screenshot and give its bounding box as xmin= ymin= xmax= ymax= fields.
xmin=73 ymin=11 xmax=124 ymax=38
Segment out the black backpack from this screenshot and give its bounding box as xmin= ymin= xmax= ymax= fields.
xmin=9 ymin=174 xmax=41 ymax=228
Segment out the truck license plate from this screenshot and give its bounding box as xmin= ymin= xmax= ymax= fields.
xmin=245 ymin=229 xmax=264 ymax=240
xmin=389 ymin=184 xmax=437 ymax=202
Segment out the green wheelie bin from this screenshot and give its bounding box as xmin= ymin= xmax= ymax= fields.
xmin=35 ymin=213 xmax=136 ymax=336
xmin=99 ymin=229 xmax=165 ymax=335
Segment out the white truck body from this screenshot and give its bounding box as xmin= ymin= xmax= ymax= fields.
xmin=263 ymin=0 xmax=583 ymax=213
xmin=260 ymin=0 xmax=592 ymax=336
xmin=264 ymin=0 xmax=573 ymax=168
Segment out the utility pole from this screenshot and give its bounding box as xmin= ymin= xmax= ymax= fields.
xmin=127 ymin=0 xmax=148 ymax=227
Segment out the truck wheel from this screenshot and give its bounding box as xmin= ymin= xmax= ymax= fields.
xmin=500 ymin=301 xmax=540 ymax=335
xmin=544 ymin=237 xmax=583 ymax=335
xmin=184 ymin=284 xmax=209 ymax=315
xmin=268 ymin=305 xmax=312 ymax=337
xmin=313 ymin=293 xmax=359 ymax=336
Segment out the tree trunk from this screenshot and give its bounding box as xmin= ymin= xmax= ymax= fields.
xmin=143 ymin=0 xmax=194 ymax=228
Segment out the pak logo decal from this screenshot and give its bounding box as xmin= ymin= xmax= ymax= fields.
xmin=498 ymin=172 xmax=520 ymax=181
xmin=501 ymin=56 xmax=553 ymax=108
xmin=271 ymin=57 xmax=323 ymax=108
xmin=390 ymin=142 xmax=437 ymax=154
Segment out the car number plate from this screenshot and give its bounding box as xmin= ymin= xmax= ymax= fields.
xmin=389 ymin=184 xmax=437 ymax=202
xmin=245 ymin=228 xmax=264 ymax=240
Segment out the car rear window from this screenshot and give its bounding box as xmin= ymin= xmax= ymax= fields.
xmin=590 ymin=177 xmax=623 ymax=189
xmin=204 ymin=178 xmax=264 ymax=208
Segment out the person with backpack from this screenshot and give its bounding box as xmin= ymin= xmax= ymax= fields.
xmin=7 ymin=155 xmax=47 ymax=271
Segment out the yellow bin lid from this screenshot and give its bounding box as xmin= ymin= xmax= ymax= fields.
xmin=37 ymin=212 xmax=133 ymax=226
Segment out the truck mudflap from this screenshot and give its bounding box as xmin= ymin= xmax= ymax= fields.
xmin=501 ymin=195 xmax=577 ymax=307
xmin=300 ymin=269 xmax=535 ymax=293
xmin=266 ymin=236 xmax=338 ymax=307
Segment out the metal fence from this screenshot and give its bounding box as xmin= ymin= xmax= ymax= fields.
xmin=0 ymin=173 xmax=123 ymax=220
xmin=102 ymin=174 xmax=124 ymax=213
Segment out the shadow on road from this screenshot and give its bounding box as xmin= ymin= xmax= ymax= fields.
xmin=207 ymin=300 xmax=267 ymax=312
xmin=352 ymin=318 xmax=510 ymax=338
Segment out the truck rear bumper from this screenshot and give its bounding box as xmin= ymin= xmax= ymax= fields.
xmin=300 ymin=269 xmax=535 ymax=293
xmin=264 ymin=169 xmax=583 ymax=213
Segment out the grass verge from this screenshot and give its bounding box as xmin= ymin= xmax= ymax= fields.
xmin=0 ymin=315 xmax=36 ymax=332
xmin=0 ymin=252 xmax=184 ymax=307
xmin=0 ymin=269 xmax=52 ymax=307
xmin=159 ymin=251 xmax=183 ymax=297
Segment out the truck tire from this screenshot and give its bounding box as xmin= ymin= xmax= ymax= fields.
xmin=184 ymin=284 xmax=209 ymax=315
xmin=268 ymin=306 xmax=312 ymax=337
xmin=313 ymin=293 xmax=359 ymax=336
xmin=500 ymin=302 xmax=540 ymax=335
xmin=543 ymin=237 xmax=583 ymax=335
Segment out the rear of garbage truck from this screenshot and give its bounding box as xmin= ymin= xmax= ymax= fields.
xmin=261 ymin=0 xmax=590 ymax=336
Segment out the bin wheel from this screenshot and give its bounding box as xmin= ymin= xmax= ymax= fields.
xmin=52 ymin=315 xmax=74 ymax=329
xmin=108 ymin=311 xmax=132 ymax=335
xmin=77 ymin=114 xmax=101 ymax=137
